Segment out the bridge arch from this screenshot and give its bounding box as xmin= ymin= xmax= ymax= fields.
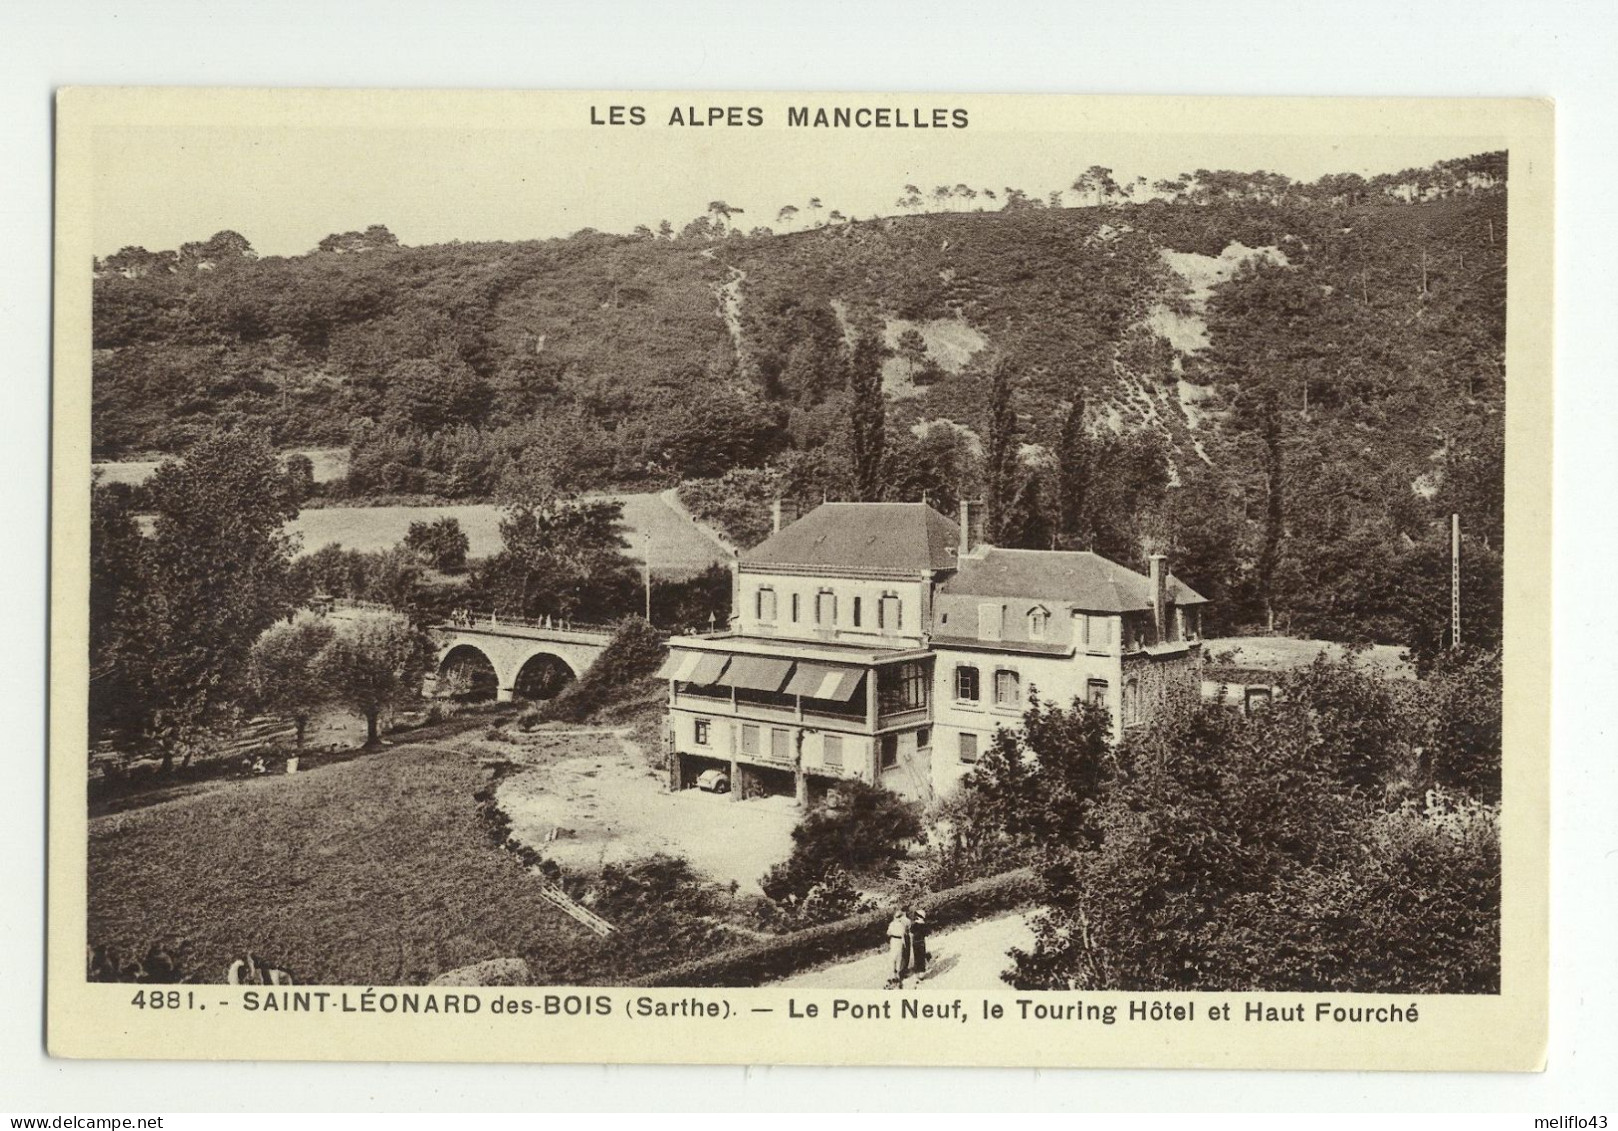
xmin=437 ymin=643 xmax=500 ymax=702
xmin=511 ymin=651 xmax=576 ymax=701
xmin=428 ymin=620 xmax=614 ymax=703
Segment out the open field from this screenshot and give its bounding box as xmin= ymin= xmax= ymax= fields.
xmin=1203 ymin=636 xmax=1415 ymax=679
xmin=288 ymin=491 xmax=729 ymax=577
xmin=88 ymin=741 xmax=606 ymax=985
xmin=94 ymin=448 xmax=350 ymax=486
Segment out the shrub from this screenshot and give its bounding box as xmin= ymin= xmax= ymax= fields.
xmin=538 ymin=617 xmax=665 ymax=723
xmin=1417 ymin=647 xmax=1502 ymax=803
xmin=403 ymin=516 xmax=470 ymax=572
xmin=631 ymin=868 xmax=1038 ymax=988
xmin=761 ymin=780 xmax=922 ymax=907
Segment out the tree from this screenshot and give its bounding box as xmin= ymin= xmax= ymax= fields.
xmin=138 ymin=431 xmax=301 ymax=769
xmin=1417 ymin=646 xmax=1502 ymax=803
xmin=475 ymin=483 xmax=638 ymax=622
xmin=959 ymin=694 xmax=1117 ymax=855
xmin=314 ymin=610 xmax=428 ymax=746
xmin=894 ymin=327 xmax=929 ymax=379
xmin=984 ymin=360 xmax=1020 ymax=544
xmin=1005 ymin=664 xmax=1498 ymax=994
xmin=283 ymin=453 xmax=316 ymax=505
xmin=776 ymin=204 xmax=800 ymax=230
xmin=845 ymin=331 xmax=887 ymax=502
xmin=403 ymin=516 xmax=470 ymax=572
xmin=90 ymin=485 xmax=154 ymax=742
xmin=761 ymin=780 xmax=922 ymax=906
xmin=317 ymin=225 xmax=399 ymax=254
xmin=178 ymin=230 xmax=256 ymax=270
xmin=1056 ymin=395 xmax=1090 ymax=547
xmin=246 ymin=614 xmax=337 ymax=751
xmin=707 ymin=200 xmax=743 ymax=234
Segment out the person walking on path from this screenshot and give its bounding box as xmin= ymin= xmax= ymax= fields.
xmin=909 ymin=906 xmax=930 ymax=979
xmin=886 ymin=908 xmax=912 ymax=989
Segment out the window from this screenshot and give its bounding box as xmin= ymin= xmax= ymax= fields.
xmin=1086 ymin=679 xmax=1109 ymax=708
xmin=994 ymin=668 xmax=1021 ymax=708
xmin=740 ymin=724 xmax=761 ymax=755
xmin=852 ymin=596 xmax=863 ymax=627
xmin=756 ymin=587 xmax=777 ymax=621
xmin=958 ymin=732 xmax=979 ymax=764
xmin=878 ymin=661 xmax=929 ymax=714
xmin=977 ymin=602 xmax=1004 ymax=642
xmin=879 ymin=594 xmax=902 ymax=631
xmin=693 ymin=719 xmax=710 ymax=745
xmin=816 ymin=591 xmax=836 ymax=626
xmin=1028 ymin=606 xmax=1048 ymax=639
xmin=771 ymin=728 xmax=791 ymax=762
xmin=1123 ymin=678 xmax=1141 ymax=726
xmin=823 ymin=734 xmax=843 ymax=769
xmin=916 ymin=726 xmax=931 ymax=749
xmin=880 ymin=734 xmax=899 ymax=769
xmin=791 ymin=593 xmax=800 ymax=623
xmin=955 ymin=665 xmax=981 ymax=702
xmin=1087 ymin=615 xmax=1112 ymax=648
xmin=1245 ymin=686 xmax=1272 ymax=715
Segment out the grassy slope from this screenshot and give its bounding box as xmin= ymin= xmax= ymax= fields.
xmin=88 ymin=744 xmax=598 ymax=984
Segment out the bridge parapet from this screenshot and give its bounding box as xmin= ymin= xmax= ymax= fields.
xmin=433 ymin=611 xmax=616 ymax=645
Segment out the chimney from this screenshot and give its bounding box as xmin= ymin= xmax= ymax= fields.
xmin=958 ymin=500 xmax=971 ymax=557
xmin=771 ymin=498 xmax=783 ymax=534
xmin=1149 ymin=553 xmax=1168 ymax=644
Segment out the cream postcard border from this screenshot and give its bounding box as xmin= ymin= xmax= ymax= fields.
xmin=47 ymin=89 xmax=1553 ymax=1070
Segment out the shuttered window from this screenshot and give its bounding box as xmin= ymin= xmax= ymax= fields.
xmin=994 ymin=669 xmax=1021 ymax=707
xmin=823 ymin=734 xmax=843 ymax=769
xmin=955 ymin=665 xmax=980 ymax=702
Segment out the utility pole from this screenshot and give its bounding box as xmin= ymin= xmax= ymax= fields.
xmin=1451 ymin=513 xmax=1461 ymax=650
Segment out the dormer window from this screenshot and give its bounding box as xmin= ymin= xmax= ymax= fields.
xmin=1027 ymin=605 xmax=1049 ymax=639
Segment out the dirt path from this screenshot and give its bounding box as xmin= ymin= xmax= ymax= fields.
xmin=495 ymin=727 xmax=797 ymax=892
xmin=775 ymin=911 xmax=1036 ymax=990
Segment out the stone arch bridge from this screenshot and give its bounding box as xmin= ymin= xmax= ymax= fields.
xmin=427 ymin=614 xmax=616 ymax=702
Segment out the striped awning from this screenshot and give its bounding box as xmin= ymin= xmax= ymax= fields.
xmin=784 ymin=662 xmax=864 ymax=702
xmin=655 ymin=650 xmax=730 ymax=685
xmin=716 ymin=654 xmax=794 ymax=693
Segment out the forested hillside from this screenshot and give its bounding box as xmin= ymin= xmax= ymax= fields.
xmin=92 ymin=154 xmax=1507 ymax=654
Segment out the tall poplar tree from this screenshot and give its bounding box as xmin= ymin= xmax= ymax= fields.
xmin=845 ymin=331 xmax=887 ymax=502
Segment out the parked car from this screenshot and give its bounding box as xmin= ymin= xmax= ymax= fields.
xmin=696 ymin=768 xmax=730 ymax=794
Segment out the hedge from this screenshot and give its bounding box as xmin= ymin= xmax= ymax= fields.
xmin=628 ymin=868 xmax=1039 ymax=988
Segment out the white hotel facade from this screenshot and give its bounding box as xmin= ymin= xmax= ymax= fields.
xmin=658 ymin=502 xmax=1206 ymax=804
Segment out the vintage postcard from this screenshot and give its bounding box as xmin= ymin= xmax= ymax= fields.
xmin=50 ymin=89 xmax=1552 ymax=1069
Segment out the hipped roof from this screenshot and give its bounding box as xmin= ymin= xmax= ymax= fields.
xmin=941 ymin=547 xmax=1207 ymax=613
xmin=742 ymin=503 xmax=960 ymax=573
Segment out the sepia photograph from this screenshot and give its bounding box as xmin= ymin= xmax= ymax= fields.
xmin=48 ymin=89 xmax=1553 ymax=1069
